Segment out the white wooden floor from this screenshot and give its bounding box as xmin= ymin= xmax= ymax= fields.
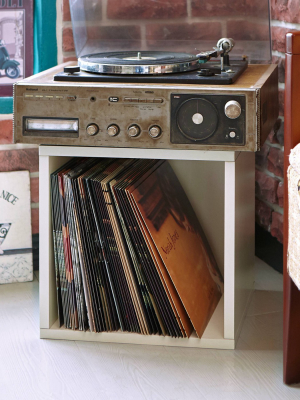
xmin=0 ymin=257 xmax=299 ymax=400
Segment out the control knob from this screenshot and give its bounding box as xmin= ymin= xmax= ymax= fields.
xmin=64 ymin=65 xmax=80 ymax=74
xmin=86 ymin=123 xmax=99 ymax=136
xmin=127 ymin=124 xmax=141 ymax=137
xmin=148 ymin=125 xmax=162 ymax=138
xmin=224 ymin=100 xmax=241 ymax=119
xmin=107 ymin=124 xmax=120 ymax=137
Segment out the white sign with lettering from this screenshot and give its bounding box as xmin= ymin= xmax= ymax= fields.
xmin=0 ymin=170 xmax=33 ymax=284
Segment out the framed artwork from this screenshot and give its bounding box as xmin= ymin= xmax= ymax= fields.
xmin=0 ymin=0 xmax=33 ymax=97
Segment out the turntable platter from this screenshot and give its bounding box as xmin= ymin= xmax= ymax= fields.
xmin=78 ymin=51 xmax=201 ymax=75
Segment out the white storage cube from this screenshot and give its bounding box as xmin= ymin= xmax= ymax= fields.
xmin=39 ymin=146 xmax=254 ymax=349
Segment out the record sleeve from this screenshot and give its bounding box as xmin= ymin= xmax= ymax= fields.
xmin=131 ymin=161 xmax=223 ymax=338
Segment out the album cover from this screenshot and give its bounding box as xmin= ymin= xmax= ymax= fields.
xmin=131 ymin=161 xmax=223 ymax=338
xmin=0 ymin=0 xmax=33 ymax=97
xmin=0 ymin=170 xmax=33 ymax=284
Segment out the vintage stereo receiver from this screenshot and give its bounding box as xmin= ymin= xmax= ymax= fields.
xmin=13 ymin=51 xmax=278 ymax=152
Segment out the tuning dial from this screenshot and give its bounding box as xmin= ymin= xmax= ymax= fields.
xmin=107 ymin=124 xmax=120 ymax=137
xmin=224 ymin=100 xmax=241 ymax=119
xmin=86 ymin=123 xmax=99 ymax=136
xmin=149 ymin=125 xmax=162 ymax=138
xmin=127 ymin=124 xmax=141 ymax=137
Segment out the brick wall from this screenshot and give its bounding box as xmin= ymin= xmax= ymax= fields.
xmin=60 ymin=0 xmax=270 ymax=61
xmin=0 ymin=117 xmax=39 ymax=234
xmin=255 ymin=1 xmax=300 ymax=244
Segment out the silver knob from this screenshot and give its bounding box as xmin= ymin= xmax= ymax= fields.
xmin=127 ymin=124 xmax=141 ymax=137
xmin=149 ymin=125 xmax=161 ymax=138
xmin=229 ymin=131 xmax=236 ymax=138
xmin=192 ymin=113 xmax=203 ymax=125
xmin=224 ymin=100 xmax=241 ymax=119
xmin=107 ymin=124 xmax=119 ymax=137
xmin=86 ymin=123 xmax=99 ymax=136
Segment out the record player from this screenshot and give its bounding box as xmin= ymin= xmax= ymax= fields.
xmin=13 ymin=0 xmax=278 ymax=152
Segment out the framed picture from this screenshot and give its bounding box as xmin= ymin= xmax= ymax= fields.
xmin=0 ymin=0 xmax=33 ymax=97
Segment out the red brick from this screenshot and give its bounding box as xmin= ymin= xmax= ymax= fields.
xmin=279 ymin=88 xmax=284 ymax=116
xmin=268 ymin=130 xmax=279 ymax=144
xmin=255 ymin=198 xmax=272 ymax=230
xmin=227 ymin=21 xmax=269 ymax=41
xmin=192 ymin=0 xmax=245 ymax=17
xmin=277 ymin=181 xmax=284 ymax=208
xmin=31 ymin=208 xmax=39 ymax=235
xmin=245 ymin=0 xmax=270 ymax=17
xmin=87 ymin=26 xmax=141 ymax=49
xmin=255 ymin=142 xmax=270 ymax=169
xmin=0 ymin=148 xmax=38 ymax=173
xmin=30 ymin=177 xmax=39 ymax=204
xmin=146 ymin=23 xmax=222 ymax=49
xmin=271 ymin=0 xmax=300 ymax=24
xmin=62 ymin=27 xmax=75 ymax=52
xmin=268 ymin=147 xmax=284 ymax=178
xmin=255 ymin=169 xmax=279 ymax=204
xmin=0 ymin=118 xmax=13 ymax=144
xmin=272 ymin=26 xmax=296 ymax=53
xmin=270 ymin=211 xmax=283 ymax=243
xmin=62 ymin=0 xmax=71 ymax=21
xmin=107 ymin=0 xmax=187 ymax=19
xmin=63 ymin=56 xmax=78 ymax=62
xmin=272 ymin=55 xmax=285 ymax=83
xmin=192 ymin=0 xmax=268 ymax=17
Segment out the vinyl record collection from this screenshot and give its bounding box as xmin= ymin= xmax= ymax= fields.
xmin=50 ymin=158 xmax=223 ymax=338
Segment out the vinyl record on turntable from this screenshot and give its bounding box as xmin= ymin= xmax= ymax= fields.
xmin=78 ymin=51 xmax=201 ymax=75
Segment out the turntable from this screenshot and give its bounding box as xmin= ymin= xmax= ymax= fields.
xmin=55 ymin=38 xmax=248 ymax=85
xmin=13 ymin=0 xmax=278 ymax=152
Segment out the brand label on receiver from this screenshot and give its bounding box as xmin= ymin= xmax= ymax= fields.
xmin=109 ymin=97 xmax=119 ymax=102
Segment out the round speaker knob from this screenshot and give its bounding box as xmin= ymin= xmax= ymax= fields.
xmin=149 ymin=125 xmax=161 ymax=138
xmin=107 ymin=124 xmax=119 ymax=137
xmin=86 ymin=123 xmax=99 ymax=136
xmin=224 ymin=100 xmax=241 ymax=119
xmin=127 ymin=124 xmax=141 ymax=137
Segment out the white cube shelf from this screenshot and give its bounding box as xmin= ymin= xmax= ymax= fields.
xmin=39 ymin=146 xmax=255 ymax=349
